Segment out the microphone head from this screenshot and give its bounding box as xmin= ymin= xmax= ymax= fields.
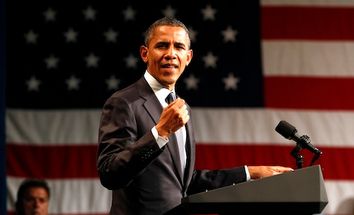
xmin=275 ymin=120 xmax=297 ymax=139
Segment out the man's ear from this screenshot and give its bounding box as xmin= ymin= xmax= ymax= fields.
xmin=186 ymin=49 xmax=193 ymax=66
xmin=140 ymin=45 xmax=148 ymax=63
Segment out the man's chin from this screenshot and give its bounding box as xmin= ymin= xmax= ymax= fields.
xmin=30 ymin=210 xmax=43 ymax=215
xmin=159 ymin=79 xmax=176 ymax=89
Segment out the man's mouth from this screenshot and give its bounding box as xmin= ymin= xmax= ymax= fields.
xmin=161 ymin=63 xmax=178 ymax=68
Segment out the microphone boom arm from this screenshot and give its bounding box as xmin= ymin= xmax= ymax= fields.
xmin=292 ymin=134 xmax=322 ymax=168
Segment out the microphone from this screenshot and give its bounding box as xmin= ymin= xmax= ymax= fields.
xmin=275 ymin=120 xmax=322 ymax=155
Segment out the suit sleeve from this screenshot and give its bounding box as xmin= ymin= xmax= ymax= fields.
xmin=187 ymin=167 xmax=247 ymax=195
xmin=97 ymin=95 xmax=163 ymax=190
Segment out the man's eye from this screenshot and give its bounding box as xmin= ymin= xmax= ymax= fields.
xmin=156 ymin=44 xmax=168 ymax=48
xmin=38 ymin=198 xmax=48 ymax=203
xmin=176 ymin=46 xmax=185 ymax=50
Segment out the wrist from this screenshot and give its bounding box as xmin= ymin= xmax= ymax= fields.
xmin=156 ymin=125 xmax=169 ymax=138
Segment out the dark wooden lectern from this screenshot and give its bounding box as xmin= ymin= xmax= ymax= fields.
xmin=166 ymin=165 xmax=328 ymax=215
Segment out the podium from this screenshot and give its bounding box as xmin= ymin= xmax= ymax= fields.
xmin=167 ymin=165 xmax=328 ymax=215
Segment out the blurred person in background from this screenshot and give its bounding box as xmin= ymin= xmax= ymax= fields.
xmin=15 ymin=179 xmax=50 ymax=215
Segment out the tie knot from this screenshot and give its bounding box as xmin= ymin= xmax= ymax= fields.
xmin=165 ymin=92 xmax=175 ymax=104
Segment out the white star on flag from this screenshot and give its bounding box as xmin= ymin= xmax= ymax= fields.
xmin=201 ymin=4 xmax=217 ymax=20
xmin=184 ymin=74 xmax=199 ymax=90
xmin=122 ymin=6 xmax=136 ymax=21
xmin=83 ymin=6 xmax=96 ymax=20
xmin=203 ymin=52 xmax=218 ymax=68
xmin=85 ymin=53 xmax=99 ymax=68
xmin=44 ymin=55 xmax=59 ymax=69
xmin=64 ymin=28 xmax=78 ymax=43
xmin=188 ymin=27 xmax=197 ymax=42
xmin=43 ymin=8 xmax=56 ymax=22
xmin=125 ymin=54 xmax=138 ymax=68
xmin=106 ymin=75 xmax=120 ymax=90
xmin=222 ymin=26 xmax=238 ymax=43
xmin=65 ymin=75 xmax=80 ymax=90
xmin=26 ymin=76 xmax=41 ymax=91
xmin=162 ymin=5 xmax=176 ymax=18
xmin=24 ymin=30 xmax=38 ymax=44
xmin=104 ymin=28 xmax=118 ymax=43
xmin=223 ymin=73 xmax=239 ymax=90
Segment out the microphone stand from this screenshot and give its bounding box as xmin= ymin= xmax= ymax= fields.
xmin=310 ymin=150 xmax=322 ymax=165
xmin=291 ymin=144 xmax=303 ymax=169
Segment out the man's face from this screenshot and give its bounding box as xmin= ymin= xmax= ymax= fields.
xmin=23 ymin=187 xmax=49 ymax=215
xmin=140 ymin=25 xmax=193 ymax=90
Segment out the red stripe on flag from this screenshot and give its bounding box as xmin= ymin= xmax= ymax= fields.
xmin=195 ymin=144 xmax=354 ymax=180
xmin=6 ymin=144 xmax=98 ymax=178
xmin=264 ymin=76 xmax=354 ymax=110
xmin=262 ymin=6 xmax=354 ymax=40
xmin=7 ymin=143 xmax=354 ymax=180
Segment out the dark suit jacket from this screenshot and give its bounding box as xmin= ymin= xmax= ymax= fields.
xmin=97 ymin=77 xmax=247 ymax=215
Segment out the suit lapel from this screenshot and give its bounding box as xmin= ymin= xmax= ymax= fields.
xmin=138 ymin=77 xmax=184 ymax=185
xmin=183 ymin=107 xmax=195 ymax=189
xmin=143 ymin=97 xmax=162 ymax=124
xmin=138 ymin=79 xmax=162 ymax=125
xmin=167 ymin=134 xmax=184 ymax=184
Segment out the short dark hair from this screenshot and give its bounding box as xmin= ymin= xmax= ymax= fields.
xmin=15 ymin=179 xmax=50 ymax=215
xmin=143 ymin=17 xmax=191 ymax=48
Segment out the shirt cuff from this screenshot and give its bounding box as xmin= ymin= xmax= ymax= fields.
xmin=151 ymin=126 xmax=169 ymax=148
xmin=244 ymin=165 xmax=251 ymax=181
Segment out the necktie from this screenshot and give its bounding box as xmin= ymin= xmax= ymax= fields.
xmin=165 ymin=92 xmax=175 ymax=104
xmin=165 ymin=92 xmax=187 ymax=176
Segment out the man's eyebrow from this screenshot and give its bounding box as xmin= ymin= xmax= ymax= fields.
xmin=174 ymin=41 xmax=185 ymax=45
xmin=153 ymin=41 xmax=187 ymax=49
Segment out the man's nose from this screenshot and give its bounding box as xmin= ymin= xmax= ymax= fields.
xmin=34 ymin=199 xmax=40 ymax=207
xmin=165 ymin=47 xmax=177 ymax=59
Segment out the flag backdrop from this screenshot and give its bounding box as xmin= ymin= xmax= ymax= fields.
xmin=5 ymin=0 xmax=354 ymax=214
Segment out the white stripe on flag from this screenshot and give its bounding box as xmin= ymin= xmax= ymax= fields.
xmin=7 ymin=109 xmax=354 ymax=147
xmin=6 ymin=109 xmax=101 ymax=145
xmin=263 ymin=41 xmax=354 ymax=77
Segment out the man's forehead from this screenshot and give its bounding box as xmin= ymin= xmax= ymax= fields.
xmin=151 ymin=29 xmax=189 ymax=44
xmin=25 ymin=187 xmax=48 ymax=195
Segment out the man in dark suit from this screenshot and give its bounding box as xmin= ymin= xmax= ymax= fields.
xmin=96 ymin=17 xmax=293 ymax=215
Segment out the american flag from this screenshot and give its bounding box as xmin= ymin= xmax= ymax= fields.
xmin=4 ymin=0 xmax=354 ymax=214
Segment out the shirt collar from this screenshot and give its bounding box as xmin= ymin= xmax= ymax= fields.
xmin=144 ymin=71 xmax=175 ymax=106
